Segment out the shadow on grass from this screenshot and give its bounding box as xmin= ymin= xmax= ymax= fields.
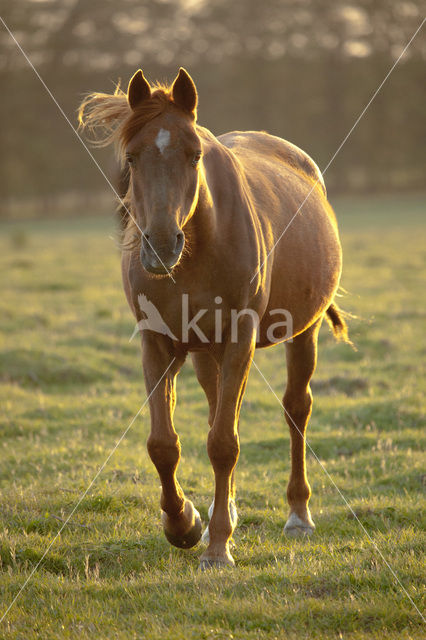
xmin=311 ymin=375 xmax=369 ymax=396
xmin=0 ymin=535 xmax=179 ymax=578
xmin=0 ymin=348 xmax=111 ymax=390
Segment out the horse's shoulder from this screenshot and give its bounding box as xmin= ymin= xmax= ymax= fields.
xmin=218 ymin=130 xmax=326 ymax=195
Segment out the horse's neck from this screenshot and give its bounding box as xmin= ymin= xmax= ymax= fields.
xmin=187 ymin=176 xmax=216 ymax=244
xmin=184 ymin=140 xmax=263 ymax=283
xmin=194 ymin=132 xmax=245 ymax=231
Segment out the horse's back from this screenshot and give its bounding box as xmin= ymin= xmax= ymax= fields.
xmin=218 ymin=130 xmax=326 ymax=195
xmin=218 ymin=130 xmax=340 ymax=337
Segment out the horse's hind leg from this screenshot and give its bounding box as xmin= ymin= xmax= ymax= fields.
xmin=283 ymin=319 xmax=321 ymax=536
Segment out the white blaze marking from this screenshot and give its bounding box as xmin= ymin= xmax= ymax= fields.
xmin=155 ymin=128 xmax=170 ymax=154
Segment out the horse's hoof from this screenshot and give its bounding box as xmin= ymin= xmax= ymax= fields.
xmin=283 ymin=512 xmax=315 ymax=538
xmin=199 ymin=558 xmax=235 ymax=571
xmin=163 ymin=508 xmax=202 ymax=549
xmin=284 ymin=524 xmax=315 ymax=538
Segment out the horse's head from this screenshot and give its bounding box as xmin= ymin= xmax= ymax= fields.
xmin=125 ymin=68 xmax=201 ymax=275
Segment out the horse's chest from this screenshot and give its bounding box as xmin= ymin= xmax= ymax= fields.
xmin=132 ymin=282 xmax=245 ymax=349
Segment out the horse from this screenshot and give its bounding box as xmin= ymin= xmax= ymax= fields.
xmin=78 ymin=67 xmax=350 ymax=569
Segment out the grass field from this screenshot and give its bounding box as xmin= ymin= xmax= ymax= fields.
xmin=0 ymin=193 xmax=425 ymax=639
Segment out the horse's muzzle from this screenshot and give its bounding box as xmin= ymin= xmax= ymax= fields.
xmin=140 ymin=231 xmax=185 ymax=275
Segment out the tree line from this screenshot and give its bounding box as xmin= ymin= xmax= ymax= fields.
xmin=0 ymin=0 xmax=424 ymax=217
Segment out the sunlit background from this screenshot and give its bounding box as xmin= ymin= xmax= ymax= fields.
xmin=0 ymin=0 xmax=425 ymax=219
xmin=1 ymin=4 xmax=425 ymax=635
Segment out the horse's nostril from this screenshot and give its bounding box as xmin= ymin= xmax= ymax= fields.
xmin=142 ymin=233 xmax=150 ymax=251
xmin=176 ymin=232 xmax=184 ymax=252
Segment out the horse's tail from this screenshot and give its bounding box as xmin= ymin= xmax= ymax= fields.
xmin=326 ymin=303 xmax=355 ymax=349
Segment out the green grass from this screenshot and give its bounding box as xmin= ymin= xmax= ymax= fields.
xmin=0 ymin=193 xmax=425 ymax=639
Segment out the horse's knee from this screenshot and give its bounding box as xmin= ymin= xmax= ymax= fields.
xmin=147 ymin=433 xmax=181 ymax=474
xmin=207 ymin=429 xmax=239 ymax=472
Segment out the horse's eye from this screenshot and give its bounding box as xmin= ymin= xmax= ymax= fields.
xmin=192 ymin=151 xmax=202 ymax=167
xmin=126 ymin=154 xmax=134 ymax=166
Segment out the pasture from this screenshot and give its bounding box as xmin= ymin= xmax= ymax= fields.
xmin=0 ymin=193 xmax=424 ymax=639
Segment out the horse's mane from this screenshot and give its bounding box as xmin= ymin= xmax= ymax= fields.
xmin=78 ymin=82 xmax=181 ymax=160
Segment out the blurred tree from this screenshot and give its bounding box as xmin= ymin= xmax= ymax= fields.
xmin=0 ymin=0 xmax=425 ymax=217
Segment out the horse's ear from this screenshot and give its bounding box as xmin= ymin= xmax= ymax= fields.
xmin=127 ymin=69 xmax=151 ymax=110
xmin=172 ymin=68 xmax=197 ymax=115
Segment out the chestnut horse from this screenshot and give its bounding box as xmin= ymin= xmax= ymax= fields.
xmin=79 ymin=68 xmax=349 ymax=569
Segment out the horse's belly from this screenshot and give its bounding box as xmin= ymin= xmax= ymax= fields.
xmin=257 ymin=286 xmax=328 ymax=346
xmin=258 ymin=213 xmax=342 ymax=344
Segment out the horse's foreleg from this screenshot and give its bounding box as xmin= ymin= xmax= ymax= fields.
xmin=143 ymin=335 xmax=202 ymax=549
xmin=200 ymin=326 xmax=255 ymax=569
xmin=283 ymin=319 xmax=320 ymax=537
xmin=192 ymin=351 xmax=239 ymax=545
xmin=191 ymin=351 xmax=219 ymax=427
